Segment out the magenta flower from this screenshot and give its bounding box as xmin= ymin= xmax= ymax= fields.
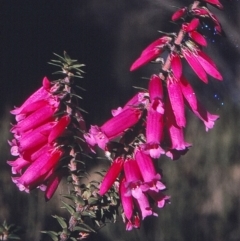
xmin=8 ymin=77 xmax=75 ymax=199
xmin=182 ymin=44 xmax=222 ymax=83
xmin=124 ymin=157 xmax=143 ymax=198
xmin=135 ymin=148 xmax=165 ymax=192
xmin=143 ymin=75 xmax=165 ymax=158
xmin=171 ymin=7 xmax=187 ymax=21
xmin=202 ymin=0 xmax=223 ymax=9
xmin=136 ymin=191 xmax=158 ymax=220
xmin=45 ymin=170 xmax=65 ymax=201
xmin=182 ymin=18 xmax=207 ymax=47
xmin=165 ymin=96 xmax=191 ymax=159
xmin=126 ymin=215 xmax=140 ymax=231
xmin=7 ymin=157 xmax=30 ymax=175
xmin=180 ymin=76 xmax=219 ymax=131
xmin=190 ymin=7 xmax=222 ymax=34
xmin=84 ymin=108 xmax=142 ymax=150
xmin=148 ymin=75 xmax=164 ymax=114
xmin=120 ymin=178 xmax=134 ymax=221
xmin=111 ymin=92 xmax=147 ymax=117
xmin=99 ymin=157 xmax=124 ymax=196
xmin=130 ymin=36 xmax=172 ymax=71
xmin=144 ymin=108 xmax=165 ymax=159
xmin=167 ymin=75 xmax=186 ymax=128
xmin=10 ymin=77 xmax=51 ymax=120
xmin=12 ymin=148 xmax=63 ymax=193
xmin=170 ymin=52 xmax=183 ymax=80
xmin=182 ymin=46 xmax=208 ymax=83
xmin=148 ymin=190 xmax=170 ymax=208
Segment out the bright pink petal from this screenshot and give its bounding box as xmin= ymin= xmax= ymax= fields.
xmin=45 ymin=170 xmax=64 ymax=201
xmin=171 ymin=7 xmax=187 ymax=21
xmin=165 ymin=97 xmax=191 ymax=153
xmin=182 ymin=47 xmax=208 ymax=83
xmin=120 ymin=178 xmax=134 ymax=220
xmin=7 ymin=157 xmax=30 ymax=174
xmin=141 ymin=36 xmax=171 ymax=56
xmin=167 ymin=77 xmax=186 ymax=128
xmin=135 ymin=192 xmax=157 ymax=220
xmin=13 ymin=105 xmax=56 ymax=134
xmin=15 ymin=148 xmax=63 ymax=191
xmin=135 ymin=149 xmax=160 ymax=184
xmin=124 ymin=158 xmax=143 ymax=184
xmin=101 ymin=108 xmax=142 ymax=139
xmin=186 ymin=18 xmax=199 ymax=32
xmin=99 ymin=157 xmax=124 ymax=196
xmin=149 ymin=75 xmax=163 ymax=101
xmin=179 ymin=76 xmax=198 ymax=110
xmin=130 ymin=48 xmax=162 ymax=71
xmin=18 ymin=122 xmax=54 ymax=152
xmin=197 ymin=50 xmax=223 ymax=80
xmin=148 ymin=190 xmax=170 ymax=208
xmin=189 ymin=31 xmax=207 ymax=46
xmin=11 ymin=83 xmax=50 ymax=116
xmin=203 ymin=0 xmax=223 ymax=9
xmin=171 ymin=53 xmax=182 ymax=80
xmin=48 ymin=115 xmax=70 ymax=143
xmin=144 ymin=108 xmax=165 ymax=159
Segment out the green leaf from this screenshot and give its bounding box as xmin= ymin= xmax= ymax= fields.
xmin=48 ymin=62 xmax=62 ymax=68
xmin=75 ymin=85 xmax=86 ymax=91
xmin=53 ymin=52 xmax=67 ymax=62
xmin=52 ymin=215 xmax=67 ymax=229
xmin=81 ymin=210 xmax=96 ymax=218
xmin=41 ymin=231 xmax=59 ymax=241
xmin=70 ymin=93 xmax=83 ymax=99
xmin=73 ymin=223 xmax=96 ymax=233
xmin=94 ymin=171 xmax=105 ymax=177
xmin=88 ymin=197 xmax=99 ymax=205
xmin=61 ymin=201 xmax=75 ymax=215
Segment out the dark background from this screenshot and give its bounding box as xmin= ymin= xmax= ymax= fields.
xmin=0 ymin=0 xmax=240 ymax=240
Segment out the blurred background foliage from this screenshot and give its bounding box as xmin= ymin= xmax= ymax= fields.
xmin=0 ymin=0 xmax=240 ymax=240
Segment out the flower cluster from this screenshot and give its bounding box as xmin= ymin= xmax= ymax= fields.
xmin=8 ymin=71 xmax=87 ymax=200
xmin=84 ymin=0 xmax=223 ymax=231
xmin=8 ymin=77 xmax=67 ymax=199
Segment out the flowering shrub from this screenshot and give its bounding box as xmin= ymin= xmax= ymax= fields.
xmin=5 ymin=0 xmax=228 ymax=240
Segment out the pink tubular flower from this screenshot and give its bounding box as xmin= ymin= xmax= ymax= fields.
xmin=137 ymin=193 xmax=158 ymax=220
xmin=124 ymin=157 xmax=143 ymax=199
xmin=182 ymin=18 xmax=207 ymax=47
xmin=144 ymin=108 xmax=165 ymax=159
xmin=165 ymin=96 xmax=191 ymax=159
xmin=111 ymin=92 xmax=147 ymax=117
xmin=180 ymin=76 xmax=219 ymax=131
xmin=84 ymin=108 xmax=142 ymax=150
xmin=99 ymin=157 xmax=124 ymax=196
xmin=171 ymin=7 xmax=187 ymax=21
xmin=143 ymin=75 xmax=165 ymax=158
xmin=190 ymin=7 xmax=222 ymax=34
xmin=10 ymin=77 xmax=51 ymax=119
xmin=12 ymin=148 xmax=63 ymax=193
xmin=8 ymin=77 xmax=74 ymax=199
xmin=170 ymin=52 xmax=183 ymax=80
xmin=135 ymin=148 xmax=165 ymax=192
xmin=182 ymin=46 xmax=208 ymax=83
xmin=148 ymin=75 xmax=164 ymax=114
xmin=148 ymin=190 xmax=170 ymax=208
xmin=120 ymin=178 xmax=134 ymax=221
xmin=167 ymin=75 xmax=186 ymax=128
xmin=130 ymin=36 xmax=172 ymax=71
xmin=45 ymin=170 xmax=65 ymax=201
xmin=202 ymin=0 xmax=223 ymax=9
